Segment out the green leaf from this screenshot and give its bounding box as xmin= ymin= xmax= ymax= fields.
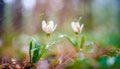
xmin=29 ymin=40 xmax=33 ymax=63
xmin=38 ymin=45 xmax=47 ymax=59
xmin=31 ymin=48 xmax=39 ymax=52
xmin=97 ymin=56 xmax=108 ymax=68
xmin=66 ymin=37 xmax=78 ymax=48
xmin=80 ymin=36 xmax=85 ymax=48
xmin=31 ymin=38 xmax=41 ymax=63
xmin=32 ymin=38 xmax=40 ymax=47
xmin=29 ymin=38 xmax=41 ymax=63
xmin=58 ymin=34 xmax=78 ymax=47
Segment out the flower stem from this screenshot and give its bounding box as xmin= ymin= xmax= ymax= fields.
xmin=46 ymin=33 xmax=51 ymax=45
xmin=75 ymin=34 xmax=79 ymax=52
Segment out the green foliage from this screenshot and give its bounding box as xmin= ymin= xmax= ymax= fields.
xmin=29 ymin=37 xmax=57 ymax=64
xmin=80 ymin=36 xmax=85 ymax=48
xmin=108 ymin=34 xmax=120 ymax=48
xmin=65 ymin=59 xmax=94 ymax=69
xmin=97 ymin=56 xmax=108 ymax=69
xmin=66 ymin=37 xmax=78 ymax=48
xmin=113 ymin=55 xmax=120 ymax=68
xmin=59 ymin=34 xmax=79 ymax=48
xmin=29 ymin=38 xmax=41 ymax=64
xmin=65 ymin=55 xmax=120 ymax=69
xmin=59 ymin=33 xmax=85 ymax=52
xmin=96 ymin=55 xmax=120 ymax=69
xmin=29 ymin=40 xmax=32 ymax=63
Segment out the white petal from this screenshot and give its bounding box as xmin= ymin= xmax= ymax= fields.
xmin=76 ymin=22 xmax=80 ymax=28
xmin=42 ymin=20 xmax=46 ymax=31
xmin=52 ymin=24 xmax=57 ymax=32
xmin=46 ymin=25 xmax=52 ymax=33
xmin=71 ymin=22 xmax=80 ymax=32
xmin=80 ymin=24 xmax=84 ymax=32
xmin=45 ymin=20 xmax=54 ymax=33
xmin=71 ymin=22 xmax=76 ymax=31
xmin=48 ymin=20 xmax=54 ymax=29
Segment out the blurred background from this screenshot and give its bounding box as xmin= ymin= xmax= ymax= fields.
xmin=0 ymin=0 xmax=120 ymax=67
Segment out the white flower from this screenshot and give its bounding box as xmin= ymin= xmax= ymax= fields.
xmin=71 ymin=21 xmax=84 ymax=34
xmin=42 ymin=20 xmax=57 ymax=34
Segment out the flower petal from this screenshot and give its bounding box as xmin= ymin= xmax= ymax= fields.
xmin=76 ymin=22 xmax=80 ymax=28
xmin=71 ymin=22 xmax=80 ymax=32
xmin=46 ymin=25 xmax=52 ymax=33
xmin=52 ymin=24 xmax=57 ymax=32
xmin=80 ymin=24 xmax=84 ymax=32
xmin=71 ymin=22 xmax=76 ymax=31
xmin=42 ymin=20 xmax=46 ymax=31
xmin=48 ymin=20 xmax=54 ymax=29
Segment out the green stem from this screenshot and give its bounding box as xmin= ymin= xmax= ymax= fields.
xmin=75 ymin=34 xmax=79 ymax=51
xmin=80 ymin=36 xmax=85 ymax=49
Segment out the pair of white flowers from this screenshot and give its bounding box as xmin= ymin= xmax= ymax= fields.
xmin=42 ymin=20 xmax=84 ymax=35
